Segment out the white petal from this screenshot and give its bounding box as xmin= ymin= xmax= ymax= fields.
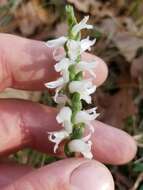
xmin=45 ymin=77 xmax=64 ymax=89
xmin=54 ymin=87 xmax=69 ymax=105
xmin=69 ymin=80 xmax=96 ymax=103
xmin=76 ymin=61 xmax=97 ymax=78
xmin=62 ymin=69 xmax=69 ymax=82
xmin=53 ymin=48 xmax=66 ymax=61
xmin=54 ymin=86 xmax=62 ymax=102
xmin=86 ymin=107 xmax=97 ymax=114
xmin=72 ymin=16 xmax=93 ymax=34
xmin=75 ymin=108 xmax=98 ymax=124
xmin=77 ymin=61 xmax=97 ymax=70
xmin=86 ymin=107 xmax=99 ymax=120
xmin=67 ymin=40 xmax=80 ymax=61
xmin=80 ymin=37 xmax=96 ymax=53
xmin=75 ymin=108 xmax=99 ymax=133
xmin=68 ymin=139 xmax=93 ymax=159
xmin=56 ymin=107 xmax=72 ymax=133
xmin=82 ymin=95 xmax=92 ymax=104
xmin=55 ymin=58 xmax=71 ymax=72
xmin=46 ymin=36 xmax=67 ymax=48
xmin=48 ymin=130 xmax=69 ymax=152
xmin=56 ymin=106 xmax=72 ymax=123
xmin=86 ymin=84 xmax=96 ymax=94
xmin=75 ymin=111 xmax=92 ymax=124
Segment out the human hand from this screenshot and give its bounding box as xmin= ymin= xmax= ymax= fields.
xmin=0 ymin=34 xmax=137 ymax=190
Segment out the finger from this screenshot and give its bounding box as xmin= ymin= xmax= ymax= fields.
xmin=90 ymin=121 xmax=137 ymax=165
xmin=1 ymin=159 xmax=114 ymax=190
xmin=0 ymin=163 xmax=33 ymax=188
xmin=0 ymin=99 xmax=137 ymax=165
xmin=0 ymin=33 xmax=108 ymax=91
xmin=81 ymin=52 xmax=108 ymax=86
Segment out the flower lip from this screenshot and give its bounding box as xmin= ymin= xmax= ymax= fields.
xmin=72 ymin=16 xmax=93 ymax=35
xmin=69 ymin=80 xmax=96 ymax=103
xmin=46 ymin=36 xmax=67 ymax=48
xmin=48 ymin=130 xmax=69 ymax=153
xmin=76 ymin=60 xmax=98 ymax=78
xmin=45 ymin=77 xmax=65 ymax=89
xmin=56 ymin=106 xmax=73 ymax=134
xmin=68 ymin=138 xmax=93 ymax=159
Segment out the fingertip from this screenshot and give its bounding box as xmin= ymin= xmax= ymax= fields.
xmin=92 ymin=121 xmax=137 ymax=165
xmin=82 ymin=53 xmax=108 ymax=86
xmin=70 ymin=160 xmax=114 ymax=190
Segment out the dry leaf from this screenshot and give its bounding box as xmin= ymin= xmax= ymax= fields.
xmin=67 ymin=0 xmax=113 ymax=17
xmin=0 ymin=88 xmax=41 ymax=102
xmin=94 ymin=60 xmax=137 ymax=129
xmin=131 ymin=55 xmax=143 ymax=80
xmin=97 ymin=88 xmax=136 ymax=128
xmin=113 ymin=32 xmax=143 ymax=62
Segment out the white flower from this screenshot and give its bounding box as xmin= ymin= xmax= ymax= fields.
xmin=55 ymin=58 xmax=72 ymax=72
xmin=67 ymin=40 xmax=80 ymax=61
xmin=54 ymin=87 xmax=69 ymax=105
xmin=46 ymin=36 xmax=67 ymax=48
xmin=45 ymin=77 xmax=65 ymax=89
xmin=76 ymin=60 xmax=97 ymax=78
xmin=56 ymin=107 xmax=73 ymax=133
xmin=69 ymin=80 xmax=96 ymax=103
xmin=46 ymin=37 xmax=67 ymax=61
xmin=53 ymin=48 xmax=66 ymax=61
xmin=48 ymin=130 xmax=69 ymax=153
xmin=75 ymin=108 xmax=99 ymax=132
xmin=80 ymin=37 xmax=96 ymax=52
xmin=46 ymin=36 xmax=95 ymax=62
xmin=55 ymin=58 xmax=74 ymax=82
xmin=72 ymin=16 xmax=93 ymax=35
xmin=67 ymin=37 xmax=96 ymax=61
xmin=68 ymin=134 xmax=93 ymax=159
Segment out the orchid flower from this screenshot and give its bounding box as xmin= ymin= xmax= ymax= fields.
xmin=71 ymin=16 xmax=93 ymax=35
xmin=45 ymin=77 xmax=65 ymax=89
xmin=46 ymin=36 xmax=67 ymax=48
xmin=75 ymin=108 xmax=99 ymax=132
xmin=67 ymin=37 xmax=96 ymax=61
xmin=76 ymin=60 xmax=97 ymax=78
xmin=54 ymin=87 xmax=69 ymax=105
xmin=69 ymin=80 xmax=96 ymax=103
xmin=56 ymin=106 xmax=73 ymax=134
xmin=55 ymin=58 xmax=74 ymax=82
xmin=48 ymin=130 xmax=69 ymax=153
xmin=68 ymin=133 xmax=93 ymax=159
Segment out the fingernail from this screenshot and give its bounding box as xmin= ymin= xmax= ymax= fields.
xmin=70 ymin=160 xmax=114 ymax=190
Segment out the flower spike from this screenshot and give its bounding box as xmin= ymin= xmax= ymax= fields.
xmin=45 ymin=5 xmax=98 ymax=159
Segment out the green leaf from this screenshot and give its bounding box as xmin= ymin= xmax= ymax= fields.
xmin=133 ymin=163 xmax=143 ymax=173
xmin=139 ymin=185 xmax=143 ymax=190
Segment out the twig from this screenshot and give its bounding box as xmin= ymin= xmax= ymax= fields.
xmin=129 ymin=173 xmax=143 ymax=190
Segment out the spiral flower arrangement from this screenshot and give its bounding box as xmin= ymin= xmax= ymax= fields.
xmin=45 ymin=5 xmax=99 ymax=159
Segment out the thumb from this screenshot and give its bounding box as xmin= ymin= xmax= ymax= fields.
xmin=2 ymin=159 xmax=114 ymax=190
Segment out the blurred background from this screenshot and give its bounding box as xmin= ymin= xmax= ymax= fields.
xmin=0 ymin=0 xmax=143 ymax=189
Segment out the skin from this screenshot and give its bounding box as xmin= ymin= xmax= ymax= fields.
xmin=0 ymin=33 xmax=137 ymax=190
